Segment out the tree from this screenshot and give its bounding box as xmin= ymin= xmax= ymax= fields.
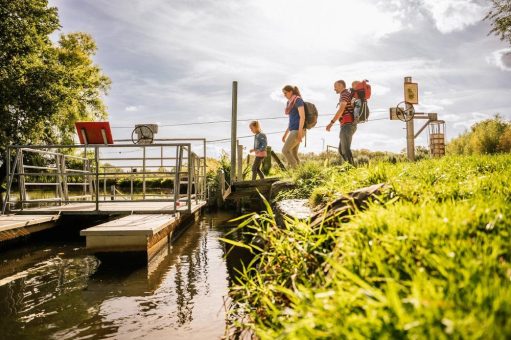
xmin=0 ymin=0 xmax=110 ymax=198
xmin=446 ymin=115 xmax=511 ymax=155
xmin=485 ymin=0 xmax=511 ymax=45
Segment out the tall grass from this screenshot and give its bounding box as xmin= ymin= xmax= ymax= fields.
xmin=227 ymin=155 xmax=511 ymax=339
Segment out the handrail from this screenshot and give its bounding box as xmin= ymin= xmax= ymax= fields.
xmin=2 ymin=141 xmax=207 ymax=214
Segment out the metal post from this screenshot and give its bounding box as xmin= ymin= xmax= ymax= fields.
xmin=203 ymin=139 xmax=207 ymax=200
xmin=60 ymin=154 xmax=69 ymax=204
xmin=404 ymin=76 xmax=415 ymax=161
xmin=237 ymin=140 xmax=243 ymax=181
xmin=174 ymin=146 xmax=183 ymax=214
xmin=17 ymin=149 xmax=26 ymax=210
xmin=2 ymin=148 xmax=16 ymax=214
xmin=142 ymin=146 xmax=146 ymax=199
xmin=130 ymin=169 xmax=134 ymax=200
xmin=231 ymin=81 xmax=238 ymax=184
xmin=95 ymin=146 xmax=99 ymax=211
xmin=103 ymin=167 xmax=106 ymax=201
xmin=187 ymin=146 xmax=192 ymax=213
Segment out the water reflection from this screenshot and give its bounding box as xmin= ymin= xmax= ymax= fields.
xmin=0 ymin=212 xmax=238 ymax=340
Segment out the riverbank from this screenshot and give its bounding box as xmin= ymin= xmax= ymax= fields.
xmin=228 ymin=154 xmax=511 ymax=339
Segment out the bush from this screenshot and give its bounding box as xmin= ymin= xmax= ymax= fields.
xmin=448 ymin=115 xmax=511 ymax=155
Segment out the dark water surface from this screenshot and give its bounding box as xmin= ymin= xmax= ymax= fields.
xmin=0 ymin=212 xmax=241 ymax=340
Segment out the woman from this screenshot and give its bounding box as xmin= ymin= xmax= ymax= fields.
xmin=281 ymin=85 xmax=305 ymax=168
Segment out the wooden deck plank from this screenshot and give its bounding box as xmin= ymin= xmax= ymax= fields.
xmin=232 ymin=177 xmax=280 ymax=188
xmin=80 ymin=214 xmax=179 ymax=237
xmin=80 ymin=201 xmax=207 ymax=259
xmin=0 ymin=215 xmax=60 ymax=233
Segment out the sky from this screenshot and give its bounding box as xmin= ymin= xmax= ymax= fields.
xmin=49 ymin=0 xmax=511 ymax=157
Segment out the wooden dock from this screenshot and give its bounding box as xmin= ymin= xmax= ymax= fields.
xmin=80 ymin=201 xmax=206 ymax=260
xmin=1 ymin=141 xmax=208 ymax=255
xmin=0 ymin=214 xmax=60 ymax=242
xmin=228 ymin=178 xmax=281 ymax=200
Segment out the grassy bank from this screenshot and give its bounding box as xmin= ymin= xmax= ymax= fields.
xmin=228 ymin=155 xmax=511 ymax=339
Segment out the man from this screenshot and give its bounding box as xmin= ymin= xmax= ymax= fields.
xmin=326 ymin=80 xmax=357 ymax=165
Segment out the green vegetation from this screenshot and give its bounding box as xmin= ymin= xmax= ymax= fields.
xmin=228 ymin=155 xmax=511 ymax=339
xmin=447 ymin=116 xmax=511 ymax=155
xmin=0 ymin=0 xmax=110 ymax=185
xmin=485 ymin=0 xmax=511 ymax=45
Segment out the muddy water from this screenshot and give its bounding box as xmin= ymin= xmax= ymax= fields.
xmin=0 ymin=212 xmax=244 ymax=340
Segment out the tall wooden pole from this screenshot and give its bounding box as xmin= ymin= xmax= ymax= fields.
xmin=231 ymin=81 xmax=238 ymax=184
xmin=404 ymin=76 xmax=415 ymax=161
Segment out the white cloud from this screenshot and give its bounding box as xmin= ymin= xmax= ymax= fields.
xmin=487 ymin=48 xmax=511 ymax=71
xmin=421 ymin=0 xmax=487 ymax=33
xmin=452 ymin=111 xmax=494 ymax=129
xmin=125 ymin=105 xmax=140 ymax=112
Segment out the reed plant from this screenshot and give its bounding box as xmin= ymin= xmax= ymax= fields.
xmin=226 ymin=154 xmax=511 ymax=339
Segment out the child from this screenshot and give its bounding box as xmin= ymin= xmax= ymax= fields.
xmin=249 ymin=120 xmax=267 ymax=181
xmin=351 ymin=80 xmax=362 ymax=123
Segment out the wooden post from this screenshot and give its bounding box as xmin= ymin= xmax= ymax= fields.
xmin=217 ymin=169 xmax=225 ymax=208
xmin=270 ymin=150 xmax=286 ymax=171
xmin=263 ymin=146 xmax=272 ymax=174
xmin=237 ymin=141 xmax=243 ymax=181
xmin=405 ymin=76 xmax=415 ymax=161
xmin=231 ymin=81 xmax=238 ymax=185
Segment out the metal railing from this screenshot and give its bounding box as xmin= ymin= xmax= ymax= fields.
xmin=2 ymin=140 xmax=207 ymax=215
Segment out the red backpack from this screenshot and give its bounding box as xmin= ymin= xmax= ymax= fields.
xmin=352 ymin=80 xmax=371 ymax=101
xmin=351 ymin=80 xmax=371 ymax=123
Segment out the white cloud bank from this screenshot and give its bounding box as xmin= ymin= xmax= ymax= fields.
xmin=421 ymin=0 xmax=487 ymax=33
xmin=487 ymin=48 xmax=511 ymax=71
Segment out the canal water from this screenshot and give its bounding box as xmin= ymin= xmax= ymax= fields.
xmin=0 ymin=212 xmax=246 ymax=339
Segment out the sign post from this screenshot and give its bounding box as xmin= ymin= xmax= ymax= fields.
xmin=389 ymin=76 xmax=444 ymax=161
xmin=404 ymin=77 xmax=415 ymax=161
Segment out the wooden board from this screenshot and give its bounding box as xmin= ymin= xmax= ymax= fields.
xmin=0 ymin=215 xmax=60 ymax=241
xmin=232 ymin=177 xmax=280 ymax=188
xmin=80 ymin=214 xmax=179 ymax=237
xmin=80 ymin=201 xmax=207 ymax=259
xmin=0 ymin=215 xmax=60 ymax=232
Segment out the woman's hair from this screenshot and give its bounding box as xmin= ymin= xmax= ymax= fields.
xmin=250 ymin=120 xmax=261 ymax=131
xmin=282 ymin=85 xmax=301 ymax=97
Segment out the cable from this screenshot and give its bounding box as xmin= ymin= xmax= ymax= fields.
xmin=205 ymin=116 xmax=389 ymax=144
xmin=110 ymin=109 xmax=388 ymax=129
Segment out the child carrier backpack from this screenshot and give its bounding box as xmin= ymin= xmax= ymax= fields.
xmin=352 ymin=80 xmax=371 ymax=123
xmin=303 ymin=102 xmax=318 ymax=129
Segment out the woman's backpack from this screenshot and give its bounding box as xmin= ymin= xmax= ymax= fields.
xmin=304 ymin=102 xmax=318 ymax=129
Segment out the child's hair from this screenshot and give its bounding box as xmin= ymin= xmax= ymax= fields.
xmin=352 ymin=80 xmax=360 ymax=88
xmin=249 ymin=120 xmax=261 ymax=131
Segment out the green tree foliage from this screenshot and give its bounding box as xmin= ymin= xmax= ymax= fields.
xmin=485 ymin=0 xmax=511 ymax=45
xmin=447 ymin=115 xmax=511 ymax=155
xmin=0 ymin=0 xmax=110 ymax=174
